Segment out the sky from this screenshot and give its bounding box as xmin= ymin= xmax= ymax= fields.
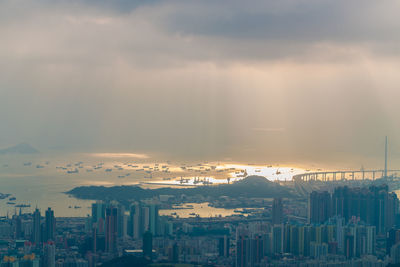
xmin=1 ymin=0 xmax=400 ymax=167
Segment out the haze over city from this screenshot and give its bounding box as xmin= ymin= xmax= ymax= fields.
xmin=3 ymin=1 xmax=400 ymax=267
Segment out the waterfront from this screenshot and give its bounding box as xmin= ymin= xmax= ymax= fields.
xmin=159 ymin=203 xmax=247 ymax=218
xmin=0 ymin=153 xmax=309 ymax=217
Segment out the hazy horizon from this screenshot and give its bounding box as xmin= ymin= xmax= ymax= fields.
xmin=2 ymin=0 xmax=400 ymax=168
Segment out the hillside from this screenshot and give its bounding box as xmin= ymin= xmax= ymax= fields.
xmin=0 ymin=143 xmax=39 ymax=155
xmin=67 ymin=175 xmax=294 ymax=203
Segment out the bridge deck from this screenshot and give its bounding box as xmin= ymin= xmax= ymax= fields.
xmin=292 ymin=169 xmax=400 ymax=182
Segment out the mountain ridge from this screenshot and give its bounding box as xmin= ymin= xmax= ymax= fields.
xmin=0 ymin=143 xmax=39 ymax=155
xmin=67 ymin=175 xmax=294 ymax=204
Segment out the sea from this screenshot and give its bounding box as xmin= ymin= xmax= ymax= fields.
xmin=0 ymin=152 xmax=308 ymax=217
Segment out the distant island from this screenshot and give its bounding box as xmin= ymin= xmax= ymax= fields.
xmin=67 ymin=176 xmax=296 ymax=206
xmin=0 ymin=143 xmax=39 ymax=155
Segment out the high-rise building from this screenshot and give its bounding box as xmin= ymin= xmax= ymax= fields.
xmin=105 ymin=206 xmax=118 ymax=253
xmin=148 ymin=203 xmax=159 ymax=236
xmin=331 ymin=185 xmax=399 ymax=234
xmin=236 ymin=233 xmax=250 ymax=267
xmin=133 ymin=201 xmax=160 ymax=237
xmin=117 ymin=204 xmax=126 ymax=238
xmin=45 ymin=207 xmax=55 ymax=241
xmin=309 ymin=191 xmax=331 ymax=224
xmin=272 ymin=198 xmax=283 ymax=225
xmin=310 ymin=185 xmax=399 ymax=234
xmin=219 ymin=235 xmax=230 ymax=257
xmin=236 ymin=228 xmax=266 ymax=267
xmin=44 ymin=241 xmax=56 ymax=267
xmin=289 ymin=225 xmax=299 ymax=256
xmin=129 ymin=202 xmax=141 ymax=239
xmin=310 ymin=242 xmax=328 ymax=259
xmin=32 ymin=209 xmax=41 ymax=244
xmin=91 ymin=202 xmax=106 ymax=233
xmin=272 ymin=225 xmax=283 ymax=254
xmin=143 ymin=231 xmax=153 ymax=259
xmin=172 ymin=242 xmax=179 ymax=263
xmin=141 ymin=206 xmax=150 ymax=234
xmin=251 ymin=234 xmax=265 ymax=265
xmin=344 ymin=233 xmax=355 ymax=259
xmin=335 ymin=217 xmax=345 ymax=253
xmin=391 ymin=242 xmax=400 ymax=264
xmin=13 ymin=215 xmax=22 ymax=239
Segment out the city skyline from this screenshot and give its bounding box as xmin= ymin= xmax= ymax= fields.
xmin=2 ymin=0 xmax=400 ymax=266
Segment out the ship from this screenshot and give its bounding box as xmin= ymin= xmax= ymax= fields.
xmin=67 ymin=168 xmax=79 ymax=174
xmin=15 ymin=204 xmax=31 ymax=208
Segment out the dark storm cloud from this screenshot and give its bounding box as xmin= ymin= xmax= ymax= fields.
xmin=163 ymin=0 xmax=398 ymax=40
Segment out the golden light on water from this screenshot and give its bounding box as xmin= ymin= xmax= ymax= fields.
xmin=88 ymin=153 xmax=150 ymax=159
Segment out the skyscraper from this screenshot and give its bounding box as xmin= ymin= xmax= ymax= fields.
xmin=219 ymin=235 xmax=230 ymax=257
xmin=32 ymin=209 xmax=41 ymax=244
xmin=129 ymin=202 xmax=141 ymax=239
xmin=117 ymin=204 xmax=126 ymax=238
xmin=13 ymin=214 xmax=22 ymax=239
xmin=148 ymin=202 xmax=159 ymax=236
xmin=272 ymin=225 xmax=283 ymax=254
xmin=143 ymin=231 xmax=153 ymax=259
xmin=272 ymin=198 xmax=283 ymax=225
xmin=139 ymin=200 xmax=160 ymax=236
xmin=344 ymin=233 xmax=355 ymax=259
xmin=45 ymin=207 xmax=55 ymax=241
xmin=309 ymin=191 xmax=331 ymax=224
xmin=236 ymin=233 xmax=250 ymax=267
xmin=44 ymin=241 xmax=56 ymax=267
xmin=91 ymin=202 xmax=106 ymax=233
xmin=105 ymin=206 xmax=118 ymax=253
xmin=330 ymin=185 xmax=399 ymax=234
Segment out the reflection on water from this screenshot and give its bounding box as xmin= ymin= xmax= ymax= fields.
xmin=160 ymin=203 xmax=245 ymax=218
xmin=0 ymin=152 xmax=314 ymax=217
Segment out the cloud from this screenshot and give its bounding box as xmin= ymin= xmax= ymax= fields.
xmin=0 ymin=0 xmax=400 ymax=167
xmin=252 ymin=128 xmax=286 ymax=133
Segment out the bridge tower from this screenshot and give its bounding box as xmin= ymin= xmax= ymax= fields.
xmin=385 ymin=136 xmax=388 ymax=178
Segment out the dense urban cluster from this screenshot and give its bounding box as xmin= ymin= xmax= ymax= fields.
xmin=1 ymin=184 xmax=400 ymax=266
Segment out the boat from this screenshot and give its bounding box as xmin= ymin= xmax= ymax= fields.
xmin=67 ymin=168 xmax=79 ymax=174
xmin=6 ymin=202 xmax=15 ymax=205
xmin=9 ymin=197 xmax=16 ymax=201
xmin=15 ymin=204 xmax=30 ymax=208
